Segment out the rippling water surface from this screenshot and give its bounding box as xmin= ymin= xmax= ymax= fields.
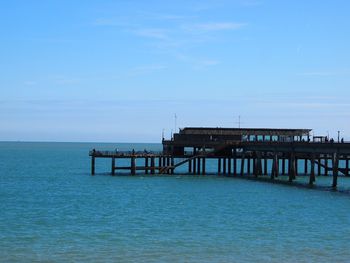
xmin=1 ymin=142 xmax=350 ymax=262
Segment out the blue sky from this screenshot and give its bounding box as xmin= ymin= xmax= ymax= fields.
xmin=1 ymin=0 xmax=350 ymax=142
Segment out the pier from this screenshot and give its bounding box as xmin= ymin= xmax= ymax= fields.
xmin=89 ymin=127 xmax=350 ymax=189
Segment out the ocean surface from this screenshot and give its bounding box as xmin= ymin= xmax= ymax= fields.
xmin=1 ymin=142 xmax=350 ymax=262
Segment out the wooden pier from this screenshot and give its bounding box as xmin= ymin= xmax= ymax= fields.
xmin=89 ymin=127 xmax=350 ymax=189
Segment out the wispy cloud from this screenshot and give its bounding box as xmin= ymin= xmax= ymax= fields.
xmin=136 ymin=12 xmax=198 ymax=21
xmin=240 ymin=0 xmax=262 ymax=7
xmin=176 ymin=53 xmax=220 ymax=69
xmin=24 ymin=81 xmax=37 ymax=86
xmin=127 ymin=64 xmax=167 ymax=76
xmin=300 ymin=72 xmax=337 ymax=77
xmin=93 ymin=18 xmax=120 ymax=26
xmin=92 ymin=12 xmax=246 ymax=69
xmin=133 ymin=28 xmax=169 ymax=40
xmin=93 ymin=12 xmax=196 ymax=27
xmin=299 ymin=69 xmax=350 ymax=77
xmin=186 ymin=22 xmax=246 ymax=32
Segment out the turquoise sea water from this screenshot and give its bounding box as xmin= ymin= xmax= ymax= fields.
xmin=1 ymin=142 xmax=350 ymax=262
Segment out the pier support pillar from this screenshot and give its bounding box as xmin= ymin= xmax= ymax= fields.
xmin=223 ymin=158 xmax=227 ymax=175
xmin=228 ymin=158 xmax=232 ymax=175
xmin=264 ymin=157 xmax=268 ymax=176
xmin=197 ymin=157 xmax=201 ymax=175
xmin=253 ymin=152 xmax=262 ymax=177
xmin=158 ymin=157 xmax=162 ymax=172
xmin=318 ymin=157 xmax=321 ymax=176
xmin=111 ymin=157 xmax=115 ymax=175
xmin=218 ymin=158 xmax=221 ymax=175
xmin=131 ymin=157 xmax=136 ymax=175
xmin=332 ymin=153 xmax=339 ymax=189
xmin=346 ymin=158 xmax=349 ymax=177
xmin=289 ymin=153 xmax=296 ymax=182
xmin=234 ymin=157 xmax=237 ymax=176
xmin=171 ymin=158 xmax=174 ymax=174
xmin=247 ymin=157 xmax=251 ymax=175
xmin=271 ymin=153 xmax=279 ymax=179
xmin=145 ymin=157 xmax=149 ymax=175
xmin=254 ymin=155 xmax=258 ymax=177
xmin=167 ymin=157 xmax=171 ymax=174
xmin=233 ymin=150 xmax=237 ymax=176
xmin=202 ymin=158 xmax=206 ymax=175
xmin=193 ymin=158 xmax=197 ymax=175
xmin=151 ymin=157 xmax=155 ymax=175
xmin=304 ymin=158 xmax=308 ymax=175
xmin=258 ymin=153 xmax=263 ymax=176
xmin=325 ymin=157 xmax=328 ymax=176
xmin=241 ymin=153 xmax=245 ymax=176
xmin=188 ymin=159 xmax=192 ymax=174
xmin=282 ymin=158 xmax=286 ymax=175
xmin=91 ymin=156 xmax=95 ymax=175
xmin=309 ymin=154 xmax=315 ymax=185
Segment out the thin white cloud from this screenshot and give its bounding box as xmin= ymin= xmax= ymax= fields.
xmin=127 ymin=64 xmax=167 ymax=76
xmin=136 ymin=12 xmax=197 ymax=21
xmin=240 ymin=0 xmax=262 ymax=7
xmin=300 ymin=72 xmax=337 ymax=77
xmin=134 ymin=28 xmax=169 ymax=40
xmin=299 ymin=68 xmax=350 ymax=77
xmin=187 ymin=22 xmax=246 ymax=31
xmin=200 ymin=59 xmax=220 ymax=66
xmin=176 ymin=53 xmax=220 ymax=69
xmin=158 ymin=14 xmax=195 ymax=20
xmin=92 ymin=15 xmax=246 ymax=69
xmin=93 ymin=18 xmax=120 ymax=26
xmin=24 ymin=81 xmax=37 ymax=86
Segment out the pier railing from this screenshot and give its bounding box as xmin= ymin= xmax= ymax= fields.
xmin=89 ymin=150 xmax=164 ymax=157
xmin=89 ymin=150 xmax=200 ymax=157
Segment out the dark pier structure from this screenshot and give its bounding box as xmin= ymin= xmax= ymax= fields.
xmin=89 ymin=127 xmax=350 ymax=189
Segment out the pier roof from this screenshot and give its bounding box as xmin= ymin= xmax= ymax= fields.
xmin=179 ymin=127 xmax=311 ymax=136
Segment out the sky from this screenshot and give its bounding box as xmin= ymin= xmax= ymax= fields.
xmin=1 ymin=0 xmax=350 ymax=142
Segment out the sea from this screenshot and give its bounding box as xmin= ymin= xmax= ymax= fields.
xmin=1 ymin=142 xmax=350 ymax=262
